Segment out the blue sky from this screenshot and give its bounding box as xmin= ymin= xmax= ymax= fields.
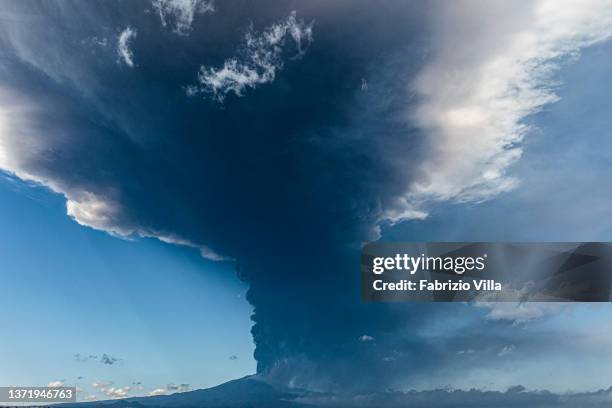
xmin=0 ymin=176 xmax=255 ymax=399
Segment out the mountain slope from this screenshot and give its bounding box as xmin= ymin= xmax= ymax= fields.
xmin=64 ymin=376 xmax=310 ymax=408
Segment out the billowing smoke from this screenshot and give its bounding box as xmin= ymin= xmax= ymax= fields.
xmin=1 ymin=0 xmax=612 ymax=392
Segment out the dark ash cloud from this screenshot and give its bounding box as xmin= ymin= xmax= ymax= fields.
xmin=0 ymin=0 xmax=431 ymax=391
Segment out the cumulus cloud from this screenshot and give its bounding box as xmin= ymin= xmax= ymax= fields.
xmin=102 ymin=386 xmax=131 ymax=398
xmin=67 ymin=193 xmax=127 ymax=234
xmin=117 ymin=26 xmax=137 ymax=67
xmin=359 ymin=335 xmax=375 ymax=342
xmin=48 ymin=380 xmax=64 ymax=387
xmin=385 ymin=0 xmax=612 ymax=223
xmin=149 ymin=388 xmax=167 ymax=396
xmin=90 ymin=380 xmax=130 ymax=398
xmin=152 ymin=0 xmax=215 ymax=35
xmin=188 ymin=11 xmax=313 ymax=101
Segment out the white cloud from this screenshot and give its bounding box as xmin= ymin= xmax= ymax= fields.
xmin=102 ymin=386 xmax=131 ymax=398
xmin=385 ymin=0 xmax=612 ymax=223
xmin=360 ymin=78 xmax=368 ymax=91
xmin=199 ymin=246 xmax=230 ymax=261
xmin=66 ymin=192 xmax=132 ymax=236
xmin=359 ymin=334 xmax=375 ymax=342
xmin=83 ymin=36 xmax=108 ymax=48
xmin=117 ymin=27 xmax=137 ymax=68
xmin=152 ymin=0 xmax=214 ymax=35
xmin=498 ymin=344 xmax=516 ymax=357
xmin=92 ymin=380 xmax=113 ymax=389
xmin=155 ymin=233 xmax=231 ymax=261
xmin=477 ymin=302 xmax=566 ymax=325
xmin=149 ymin=388 xmax=167 ymax=396
xmin=48 ymin=381 xmax=64 ymax=387
xmin=189 ymin=11 xmax=313 ymax=101
xmin=90 ymin=381 xmax=131 ymax=399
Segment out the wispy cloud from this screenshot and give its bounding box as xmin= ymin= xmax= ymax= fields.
xmin=498 ymin=344 xmax=516 ymax=357
xmin=155 ymin=233 xmax=231 ymax=262
xmin=456 ymin=349 xmax=475 ymax=355
xmin=74 ymin=353 xmax=98 ymax=362
xmin=187 ymin=11 xmax=313 ymax=101
xmin=152 ymin=0 xmax=215 ymax=35
xmin=92 ymin=380 xmax=113 ymax=389
xmin=385 ymin=0 xmax=612 ymax=223
xmin=82 ymin=36 xmax=108 ymax=49
xmin=117 ymin=26 xmax=137 ymax=67
xmin=477 ymin=302 xmax=566 ymax=325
